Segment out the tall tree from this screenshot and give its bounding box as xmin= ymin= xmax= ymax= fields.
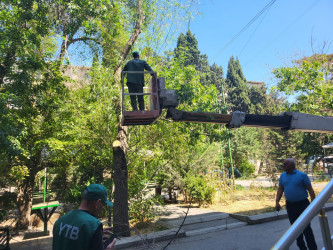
xmin=174 ymin=30 xmax=223 ymax=89
xmin=50 ymin=0 xmax=113 ymax=61
xmin=110 ymin=0 xmax=146 ymax=236
xmin=207 ymin=63 xmax=224 ymax=93
xmin=0 ymin=0 xmax=67 ymax=227
xmin=225 ymin=56 xmax=251 ymax=112
xmin=174 ymin=30 xmax=202 ymax=68
xmin=273 ymin=54 xmax=333 ymax=116
xmin=249 ymin=86 xmax=279 ymax=115
xmin=273 ymin=53 xmax=333 ymax=164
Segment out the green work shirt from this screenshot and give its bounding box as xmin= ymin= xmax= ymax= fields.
xmin=52 ymin=209 xmax=103 ymax=250
xmin=123 ymin=58 xmax=153 ymax=85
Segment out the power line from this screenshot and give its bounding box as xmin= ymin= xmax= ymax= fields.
xmin=238 ymin=4 xmax=271 ymax=57
xmin=213 ymin=0 xmax=278 ymax=59
xmin=243 ymin=0 xmax=320 ymax=68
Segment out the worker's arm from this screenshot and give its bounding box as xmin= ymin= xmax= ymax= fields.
xmin=307 ymin=185 xmax=316 ymax=202
xmin=275 ymin=186 xmax=284 ymax=211
xmin=144 ymin=61 xmax=153 ymax=72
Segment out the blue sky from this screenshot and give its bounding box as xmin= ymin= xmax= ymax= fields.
xmin=190 ymin=0 xmax=333 ymax=87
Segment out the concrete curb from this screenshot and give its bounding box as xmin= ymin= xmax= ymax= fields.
xmin=115 ymin=228 xmax=186 ymax=249
xmin=161 ymin=213 xmax=229 ymax=227
xmin=230 ymin=210 xmax=288 ymax=225
xmin=323 ymin=202 xmax=333 ymax=212
xmin=185 ymin=222 xmax=247 ymax=237
xmin=229 ymin=202 xmax=333 ymax=225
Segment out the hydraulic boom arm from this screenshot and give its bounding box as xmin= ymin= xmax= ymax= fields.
xmin=158 ymin=77 xmax=333 ymax=133
xmin=166 ymin=108 xmax=333 ymax=133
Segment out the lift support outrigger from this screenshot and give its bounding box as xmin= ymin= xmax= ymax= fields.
xmin=121 ymin=74 xmax=333 ymax=133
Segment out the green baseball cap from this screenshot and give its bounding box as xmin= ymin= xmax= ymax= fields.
xmin=83 ymin=184 xmax=113 ymax=207
xmin=132 ymin=50 xmax=140 ymax=57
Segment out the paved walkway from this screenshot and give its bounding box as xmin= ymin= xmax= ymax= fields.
xmin=150 ymin=210 xmax=333 ymax=250
xmin=8 ymin=179 xmax=332 ymax=250
xmin=9 ymin=202 xmax=333 ymax=250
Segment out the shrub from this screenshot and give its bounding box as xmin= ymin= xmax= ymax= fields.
xmin=184 ymin=175 xmax=214 ymax=206
xmin=129 ymin=195 xmax=162 ymax=228
xmin=237 ymin=159 xmax=255 ymax=177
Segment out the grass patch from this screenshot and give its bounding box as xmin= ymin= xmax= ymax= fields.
xmin=203 ymin=180 xmax=332 ymax=216
xmin=130 ymin=222 xmax=168 ymax=236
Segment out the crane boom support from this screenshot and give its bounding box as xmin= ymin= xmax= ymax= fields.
xmin=166 ymin=108 xmax=333 ymax=133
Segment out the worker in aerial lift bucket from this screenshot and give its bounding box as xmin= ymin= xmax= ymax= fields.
xmin=122 ymin=51 xmax=153 ymax=111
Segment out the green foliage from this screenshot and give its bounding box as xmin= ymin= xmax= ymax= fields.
xmin=273 ymin=54 xmax=333 ymax=164
xmin=206 ymin=63 xmax=224 ymax=93
xmin=237 ymin=159 xmax=255 ymax=177
xmin=49 ymin=65 xmax=119 ymax=193
xmin=174 ymin=30 xmax=202 ymax=68
xmin=159 ymin=55 xmax=219 ymax=112
xmin=273 ymin=54 xmax=333 ymax=116
xmin=249 ymin=86 xmax=280 ymax=115
xmin=63 ymin=184 xmax=85 ymax=207
xmin=226 ymin=56 xmax=250 ymax=112
xmin=184 ymin=175 xmax=214 ymax=206
xmin=173 ymin=30 xmax=224 ymax=91
xmin=3 ymin=0 xmax=331 ymax=231
xmin=50 ymin=0 xmax=115 ymax=61
xmin=129 ymin=195 xmax=162 ymax=228
xmin=0 ymin=2 xmax=68 ymax=225
xmin=136 ymin=1 xmax=200 ymax=59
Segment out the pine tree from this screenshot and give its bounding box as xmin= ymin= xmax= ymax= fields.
xmin=174 ymin=30 xmax=201 ymax=67
xmin=174 ymin=30 xmax=224 ymax=89
xmin=226 ymin=56 xmax=251 ymax=112
xmin=206 ymin=63 xmax=224 ymax=93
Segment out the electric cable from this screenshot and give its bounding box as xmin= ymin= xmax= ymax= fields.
xmin=238 ymin=4 xmax=271 ymax=57
xmin=243 ymin=0 xmax=320 ymax=68
xmin=213 ymin=0 xmax=278 ymax=59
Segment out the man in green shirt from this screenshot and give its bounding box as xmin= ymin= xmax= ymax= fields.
xmin=52 ymin=184 xmax=116 ymax=250
xmin=123 ymin=50 xmax=153 ymax=111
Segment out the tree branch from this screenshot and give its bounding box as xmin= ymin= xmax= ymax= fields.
xmin=114 ymin=0 xmax=145 ymax=80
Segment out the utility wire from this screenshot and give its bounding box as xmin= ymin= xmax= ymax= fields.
xmin=238 ymin=4 xmax=271 ymax=57
xmin=213 ymin=0 xmax=277 ymax=59
xmin=243 ymin=0 xmax=320 ymax=68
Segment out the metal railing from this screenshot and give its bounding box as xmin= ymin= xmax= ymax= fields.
xmin=121 ymin=71 xmax=158 ymax=112
xmin=272 ymin=178 xmax=333 ymax=250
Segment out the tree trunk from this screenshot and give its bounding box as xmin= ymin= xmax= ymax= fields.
xmin=112 ymin=126 xmax=130 ymax=237
xmin=168 ymin=188 xmax=172 ymax=201
xmin=16 ymin=173 xmax=35 ymax=229
xmin=155 ymin=185 xmax=162 ymax=196
xmin=111 ymin=0 xmax=144 ymax=237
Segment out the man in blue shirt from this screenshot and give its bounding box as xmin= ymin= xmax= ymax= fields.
xmin=275 ymin=158 xmax=317 ymax=250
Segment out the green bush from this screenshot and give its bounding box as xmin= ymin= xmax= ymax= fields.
xmin=237 ymin=159 xmax=255 ymax=177
xmin=129 ymin=195 xmax=162 ymax=228
xmin=185 ymin=175 xmax=214 ymax=206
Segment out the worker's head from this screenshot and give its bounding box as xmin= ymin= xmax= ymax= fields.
xmin=283 ymin=158 xmax=296 ymax=173
xmin=132 ymin=50 xmax=140 ymax=58
xmin=80 ymin=184 xmax=113 ymax=216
